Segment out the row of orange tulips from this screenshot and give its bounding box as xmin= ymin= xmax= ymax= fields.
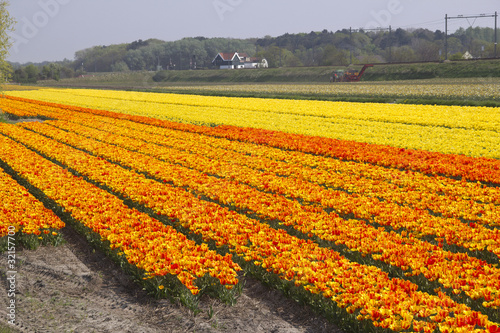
xmin=0 ymin=166 xmax=64 ymax=237
xmin=38 ymin=117 xmax=500 ymax=261
xmin=13 ymin=119 xmax=500 ymax=311
xmin=0 ymin=102 xmax=38 ymax=118
xmin=2 ymin=122 xmax=498 ymax=332
xmin=94 ymin=115 xmax=500 ymax=206
xmin=0 ymin=125 xmax=240 ymax=295
xmin=64 ymin=112 xmax=499 ymax=227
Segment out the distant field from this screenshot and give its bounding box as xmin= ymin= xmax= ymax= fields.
xmin=31 ymin=59 xmax=500 ymax=106
xmin=1 ymin=84 xmax=41 ymax=91
xmin=36 ymin=59 xmax=500 ymax=87
xmin=157 ymin=78 xmax=500 ymax=107
xmin=35 ymin=77 xmax=500 ymax=107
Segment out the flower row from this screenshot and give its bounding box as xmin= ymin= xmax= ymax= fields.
xmin=2 ymin=123 xmax=498 ymax=332
xmin=66 ymin=112 xmax=499 ymax=225
xmin=0 ymin=165 xmax=64 ymax=237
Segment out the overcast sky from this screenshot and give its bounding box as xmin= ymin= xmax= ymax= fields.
xmin=6 ymin=0 xmax=500 ymax=63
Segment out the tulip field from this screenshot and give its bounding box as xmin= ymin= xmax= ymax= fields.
xmin=1 ymin=89 xmax=500 ymax=332
xmin=160 ymin=80 xmax=500 ymax=102
xmin=5 ymin=88 xmax=500 ymax=158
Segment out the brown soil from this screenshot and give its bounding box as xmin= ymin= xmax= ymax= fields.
xmin=0 ymin=225 xmax=345 ymax=333
xmin=3 ymin=118 xmax=45 ymax=125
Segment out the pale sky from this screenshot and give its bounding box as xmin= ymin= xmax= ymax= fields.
xmin=6 ymin=0 xmax=500 ymax=63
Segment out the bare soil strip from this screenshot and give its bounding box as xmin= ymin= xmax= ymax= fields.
xmin=0 ymin=225 xmax=344 ymax=332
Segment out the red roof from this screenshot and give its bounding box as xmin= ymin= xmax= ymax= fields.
xmin=218 ymin=52 xmax=237 ymax=61
xmin=217 ymin=52 xmax=250 ymax=61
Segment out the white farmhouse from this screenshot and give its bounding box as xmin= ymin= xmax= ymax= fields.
xmin=212 ymin=52 xmax=265 ymax=69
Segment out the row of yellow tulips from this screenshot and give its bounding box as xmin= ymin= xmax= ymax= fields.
xmin=10 ymin=87 xmax=500 ymax=132
xmin=5 ymin=88 xmax=500 ymax=158
xmin=3 ymin=93 xmax=499 ymax=186
xmin=1 ymin=84 xmax=41 ymax=91
xmin=13 ymin=118 xmax=500 ymax=311
xmin=0 ymin=125 xmax=240 ymax=295
xmin=2 ymin=122 xmax=498 ymax=332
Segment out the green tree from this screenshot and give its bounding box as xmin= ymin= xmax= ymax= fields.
xmin=60 ymin=66 xmax=74 ymax=79
xmin=13 ymin=64 xmax=38 ymax=84
xmin=12 ymin=67 xmax=27 ymax=83
xmin=111 ymin=61 xmax=129 ymax=72
xmin=412 ymin=39 xmax=440 ymax=61
xmin=256 ymin=46 xmax=282 ymax=67
xmin=446 ymin=37 xmax=463 ymax=55
xmin=321 ymin=45 xmax=349 ymax=66
xmin=24 ymin=64 xmax=39 ymax=83
xmin=124 ymin=49 xmax=146 ymax=70
xmin=391 ymin=46 xmax=417 ymax=62
xmin=0 ymin=1 xmax=15 ymax=85
xmin=41 ymin=63 xmax=60 ymax=81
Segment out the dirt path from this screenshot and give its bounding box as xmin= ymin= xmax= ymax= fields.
xmin=0 ymin=226 xmax=344 ymax=333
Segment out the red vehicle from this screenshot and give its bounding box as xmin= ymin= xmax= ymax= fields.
xmin=331 ymin=64 xmax=373 ymax=82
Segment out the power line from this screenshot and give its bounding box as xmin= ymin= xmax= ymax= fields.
xmin=444 ymin=12 xmax=498 ymax=59
xmin=398 ymin=19 xmax=445 ymax=30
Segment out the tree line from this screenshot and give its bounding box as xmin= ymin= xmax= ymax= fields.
xmin=9 ymin=26 xmax=499 ymax=83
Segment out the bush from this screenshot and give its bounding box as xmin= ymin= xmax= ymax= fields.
xmin=152 ymin=70 xmax=170 ymax=82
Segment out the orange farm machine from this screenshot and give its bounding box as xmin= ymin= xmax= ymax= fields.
xmin=331 ymin=64 xmax=373 ymax=82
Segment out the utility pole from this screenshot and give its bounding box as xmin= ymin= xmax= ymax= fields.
xmin=363 ymin=27 xmax=390 ymax=62
xmin=495 ymin=11 xmax=498 ymax=58
xmin=445 ymin=12 xmax=498 ymax=59
xmin=349 ymin=27 xmax=353 ymax=65
xmin=389 ymin=25 xmax=392 ymax=63
xmin=445 ymin=14 xmax=448 ymax=60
